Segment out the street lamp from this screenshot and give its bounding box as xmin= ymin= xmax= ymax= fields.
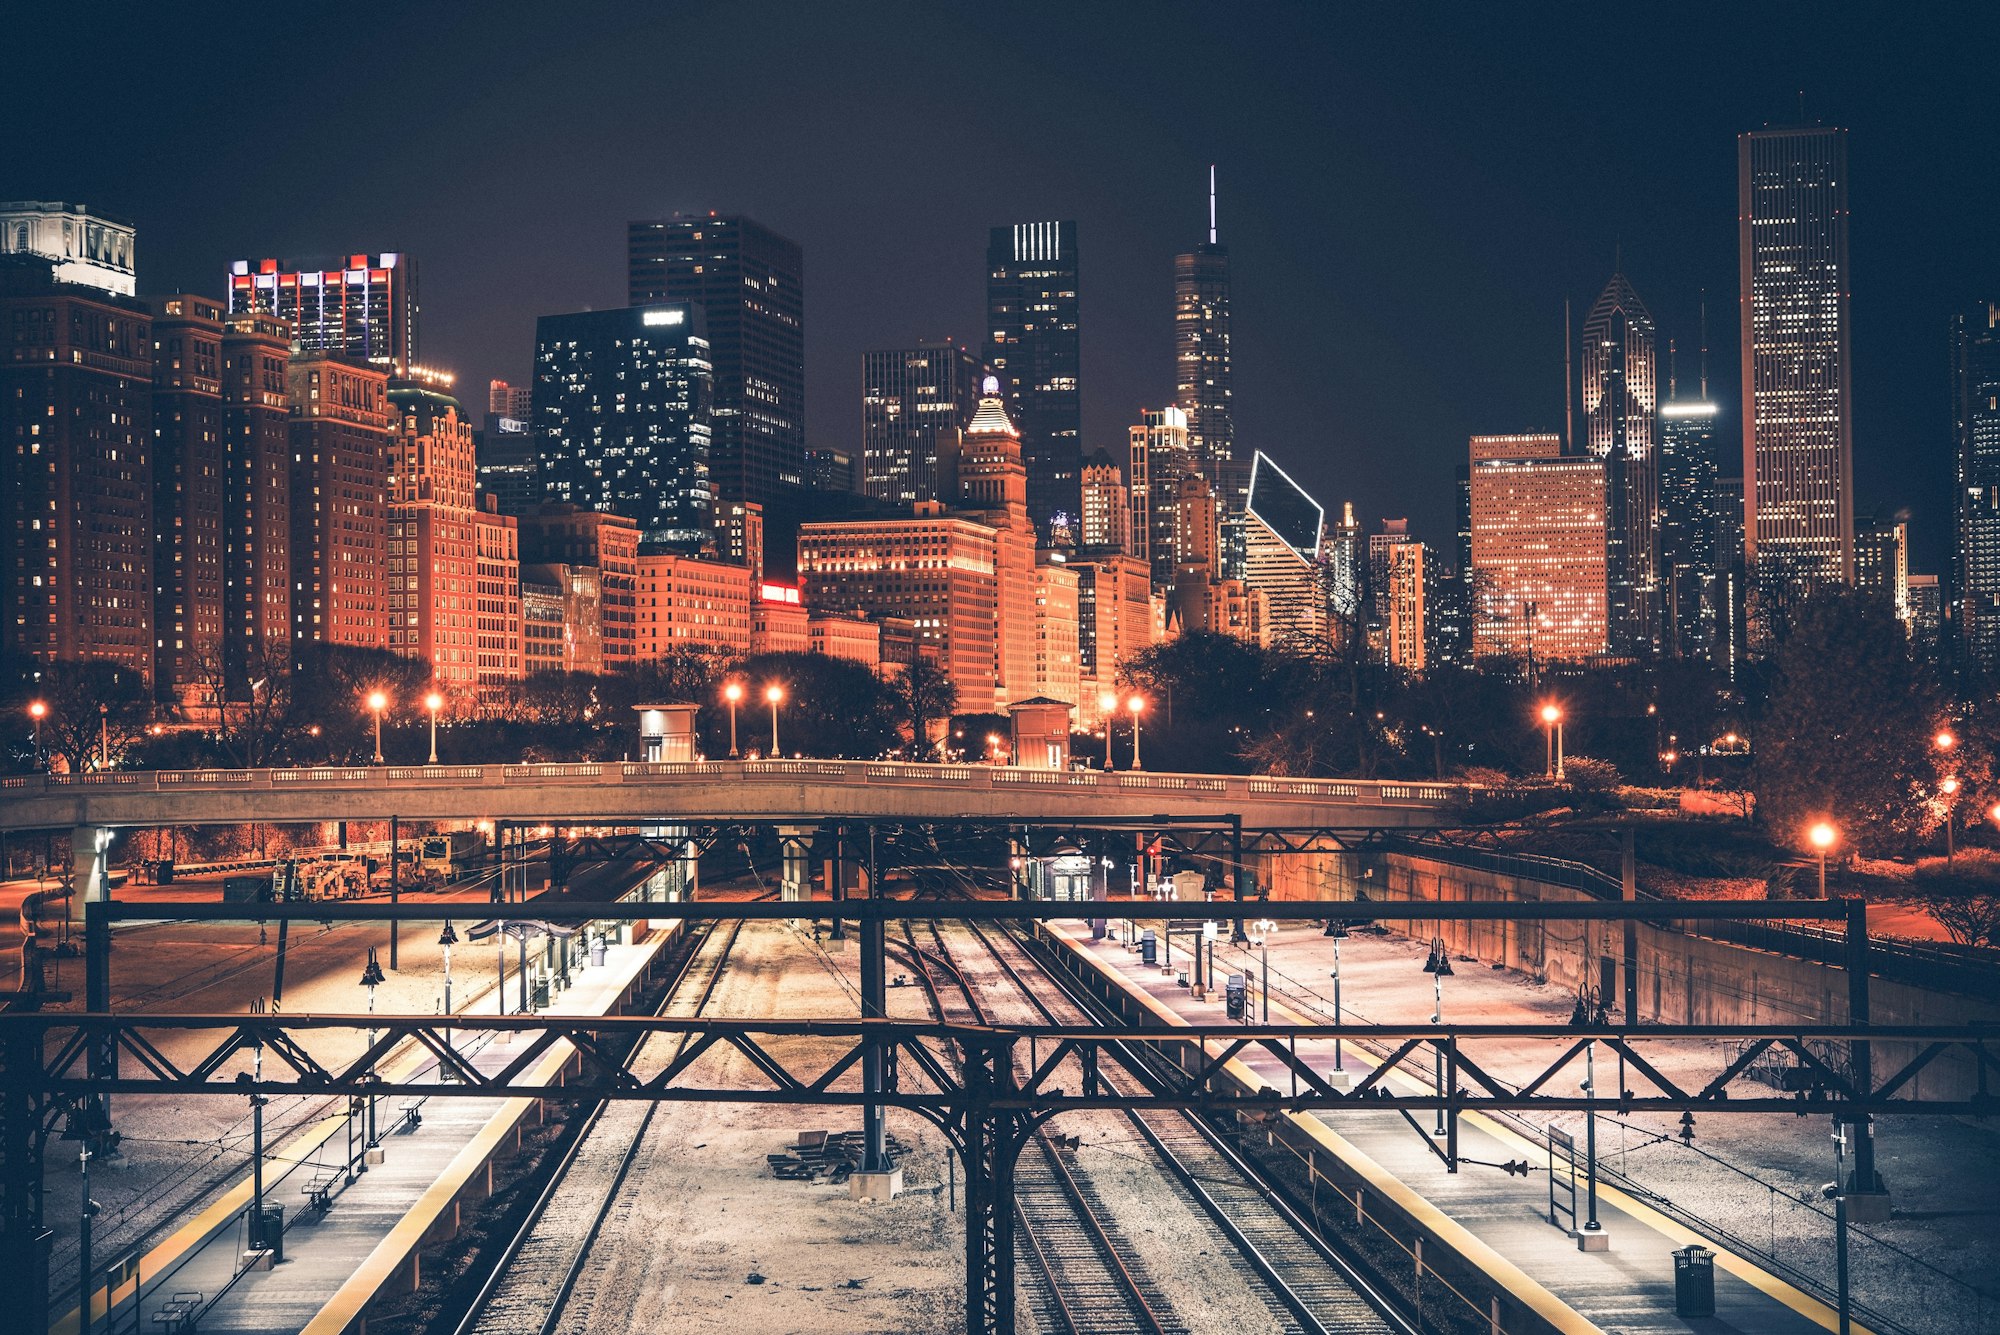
xmin=1253 ymin=918 xmax=1276 ymax=1021
xmin=366 ymin=690 xmax=389 ymax=765
xmin=1098 ymin=691 xmax=1117 ymax=768
xmin=1940 ymin=776 xmax=1960 ymax=865
xmin=1421 ymin=937 xmax=1453 ymax=1135
xmin=723 ymin=681 xmax=745 ymax=758
xmin=1809 ymin=821 xmax=1839 ymax=898
xmin=424 ymin=692 xmax=444 ymax=765
xmin=1540 ymin=702 xmax=1565 ymax=780
xmin=358 ymin=947 xmax=386 ymax=1160
xmin=1325 ymin=918 xmax=1349 ymax=1077
xmin=1569 ymin=983 xmax=1608 ymax=1244
xmin=98 ymin=702 xmax=108 ymax=770
xmin=438 ymin=920 xmax=459 ymax=1073
xmin=764 ymin=683 xmax=785 ymax=756
xmin=27 ymin=700 xmax=46 ymax=770
xmin=1127 ymin=694 xmax=1147 ymax=770
xmin=1935 ymin=729 xmax=1957 ymax=753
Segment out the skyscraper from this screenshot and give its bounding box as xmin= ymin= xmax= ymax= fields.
xmin=1128 ymin=405 xmax=1191 ymax=590
xmin=219 ymin=313 xmax=294 ymax=687
xmin=1854 ymin=515 xmax=1909 ymax=622
xmin=1660 ymin=396 xmax=1723 ymax=659
xmin=150 ymin=296 xmax=227 ymax=706
xmin=1174 ymin=169 xmax=1233 ymax=477
xmin=628 ymin=215 xmax=804 ymax=505
xmin=227 ymin=254 xmax=418 ymax=373
xmin=1582 ymin=271 xmax=1660 ymax=655
xmin=288 ymin=353 xmax=392 ymax=650
xmin=1241 ymin=451 xmax=1329 ymax=648
xmin=986 ymin=220 xmax=1081 ymax=545
xmin=0 ymin=257 xmax=154 ymax=681
xmin=1953 ymin=302 xmax=2000 ymax=672
xmin=387 ymin=374 xmax=485 ymax=691
xmin=531 ymin=303 xmax=714 ymax=550
xmin=861 ymin=340 xmax=981 ymax=505
xmin=1468 ymin=434 xmax=1609 ymax=664
xmin=1738 ymin=124 xmax=1854 ymax=595
xmin=1079 ymin=448 xmax=1130 ymax=556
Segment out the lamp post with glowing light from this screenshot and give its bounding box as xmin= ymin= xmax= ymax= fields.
xmin=1252 ymin=918 xmax=1276 ymax=1021
xmin=438 ymin=920 xmax=459 ymax=1070
xmin=1099 ymin=691 xmax=1117 ymax=768
xmin=723 ymin=682 xmax=744 ymax=757
xmin=27 ymin=700 xmax=46 ymax=770
xmin=1809 ymin=821 xmax=1838 ymax=898
xmin=359 ymin=947 xmax=385 ymax=1160
xmin=367 ymin=691 xmax=389 ymax=764
xmin=424 ymin=692 xmax=444 ymax=764
xmin=765 ymin=684 xmax=784 ymax=756
xmin=1128 ymin=694 xmax=1146 ymax=770
xmin=1540 ymin=703 xmax=1565 ymax=780
xmin=1940 ymin=776 xmax=1960 ymax=865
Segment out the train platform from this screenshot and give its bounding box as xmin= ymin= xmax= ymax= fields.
xmin=1047 ymin=918 xmax=1863 ymax=1335
xmin=57 ymin=924 xmax=678 ymax=1335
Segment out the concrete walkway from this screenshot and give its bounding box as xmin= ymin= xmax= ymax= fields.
xmin=1050 ymin=919 xmax=1860 ymax=1335
xmin=67 ymin=928 xmax=673 ymax=1335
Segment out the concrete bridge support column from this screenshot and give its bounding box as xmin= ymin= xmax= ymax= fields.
xmin=776 ymin=827 xmax=815 ymax=903
xmin=69 ymin=824 xmax=107 ymax=928
xmin=852 ymin=822 xmax=900 ymax=1199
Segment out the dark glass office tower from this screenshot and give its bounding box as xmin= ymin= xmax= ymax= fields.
xmin=1660 ymin=371 xmax=1722 ymax=659
xmin=1582 ymin=270 xmax=1660 ymax=656
xmin=1174 ymin=170 xmax=1234 ymax=479
xmin=531 ymin=304 xmax=713 ymax=550
xmin=1954 ymin=301 xmax=2000 ymax=672
xmin=861 ymin=340 xmax=982 ymax=505
xmin=628 ymin=215 xmax=803 ymax=505
xmin=986 ymin=220 xmax=1081 ymax=546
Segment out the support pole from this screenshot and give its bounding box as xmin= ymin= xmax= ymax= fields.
xmin=1844 ymin=897 xmax=1882 ymax=1208
xmin=1621 ymin=828 xmax=1639 ymax=1021
xmin=961 ymin=1037 xmax=1019 ymax=1334
xmin=860 ymin=825 xmax=891 ymax=1175
xmin=829 ymin=824 xmax=846 ymax=942
xmin=0 ymin=1022 xmax=52 ymax=1335
xmin=389 ymin=815 xmax=399 ymax=970
xmin=83 ymin=836 xmax=115 ymax=1139
xmin=1230 ymin=816 xmax=1248 ymax=944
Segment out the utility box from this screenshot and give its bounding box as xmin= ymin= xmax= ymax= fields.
xmin=1225 ymin=976 xmax=1247 ymax=1020
xmin=1140 ymin=930 xmax=1157 ymax=965
xmin=1673 ymin=1245 xmax=1715 ymax=1317
xmin=254 ymin=1204 xmax=285 ymax=1262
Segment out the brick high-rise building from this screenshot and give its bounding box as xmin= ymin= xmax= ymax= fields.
xmin=386 ymin=375 xmax=483 ymax=691
xmin=519 ymin=504 xmax=640 ymax=669
xmin=1079 ymin=447 xmax=1129 ymax=556
xmin=628 ymin=215 xmax=804 ymax=505
xmin=288 ymin=354 xmax=391 ymax=650
xmin=219 ymin=314 xmax=293 ymax=686
xmin=1468 ymin=434 xmax=1609 ymax=664
xmin=1073 ymin=554 xmax=1155 ymax=728
xmin=952 ymin=377 xmax=1036 ymax=706
xmin=150 ymin=295 xmax=227 ymax=707
xmin=634 ymin=551 xmax=753 ymax=659
xmin=1128 ymin=405 xmax=1191 ymax=590
xmin=475 ymin=502 xmax=521 ymax=691
xmin=228 ymin=253 xmax=417 ymax=373
xmin=799 ymin=508 xmax=1001 ymax=712
xmin=0 ymin=258 xmax=155 ymax=681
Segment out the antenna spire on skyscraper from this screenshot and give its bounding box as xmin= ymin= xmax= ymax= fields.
xmin=1208 ymin=164 xmax=1217 ymax=245
xmin=1699 ymin=293 xmax=1709 ymax=399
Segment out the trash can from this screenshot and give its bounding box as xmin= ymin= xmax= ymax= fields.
xmin=1674 ymin=1245 xmax=1715 ymax=1317
xmin=590 ymin=938 xmax=607 ymax=968
xmin=1176 ymin=971 xmax=1189 ymax=988
xmin=156 ymin=859 xmax=175 ymax=885
xmin=1141 ymin=930 xmax=1157 ymax=966
xmin=254 ymin=1204 xmax=285 ymax=1261
xmin=1225 ymin=976 xmax=1247 ymax=1020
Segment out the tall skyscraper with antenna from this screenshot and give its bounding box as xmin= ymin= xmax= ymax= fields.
xmin=1581 ymin=269 xmax=1660 ymax=655
xmin=1173 ymin=168 xmax=1234 ymax=485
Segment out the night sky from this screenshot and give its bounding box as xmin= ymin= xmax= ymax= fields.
xmin=10 ymin=3 xmax=1997 ymax=574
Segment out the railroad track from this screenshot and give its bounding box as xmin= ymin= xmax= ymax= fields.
xmin=457 ymin=915 xmax=743 ymax=1335
xmin=941 ymin=918 xmax=1412 ymax=1335
xmin=903 ymin=920 xmax=1180 ymax=1335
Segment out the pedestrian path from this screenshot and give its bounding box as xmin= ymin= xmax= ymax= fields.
xmin=1048 ymin=919 xmax=1862 ymax=1335
xmin=57 ymin=926 xmax=676 ymax=1335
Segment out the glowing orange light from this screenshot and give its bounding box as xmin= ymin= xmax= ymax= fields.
xmin=1808 ymin=822 xmax=1837 ymax=852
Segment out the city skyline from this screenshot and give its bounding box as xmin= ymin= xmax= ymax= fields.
xmin=9 ymin=6 xmax=1994 ymax=579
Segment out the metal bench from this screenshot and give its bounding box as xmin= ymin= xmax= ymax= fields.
xmin=151 ymin=1290 xmax=203 ymax=1331
xmin=302 ymin=1173 xmax=337 ymax=1212
xmin=395 ymin=1098 xmax=424 ymax=1132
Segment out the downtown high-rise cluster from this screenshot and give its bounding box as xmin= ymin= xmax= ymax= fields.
xmin=2 ymin=119 xmax=1988 ymax=731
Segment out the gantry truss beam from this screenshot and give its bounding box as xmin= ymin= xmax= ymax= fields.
xmin=6 ymin=1014 xmax=1993 ymax=1117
